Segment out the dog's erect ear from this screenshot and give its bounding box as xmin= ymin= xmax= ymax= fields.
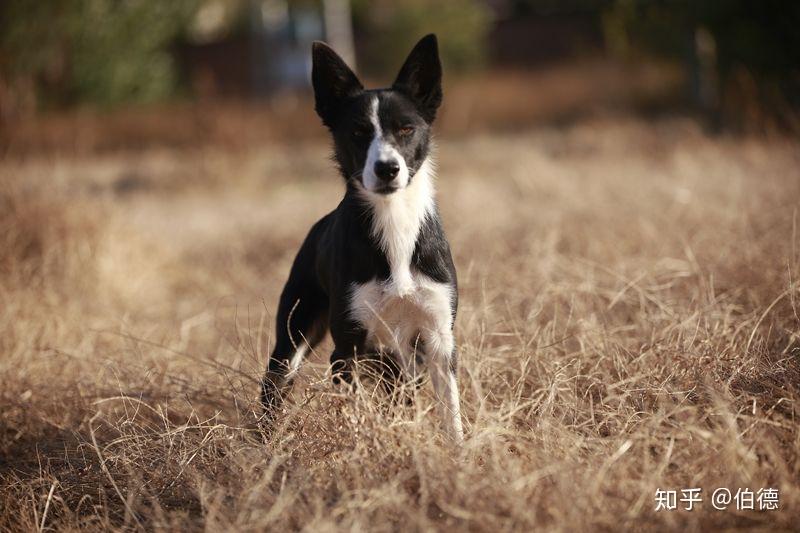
xmin=312 ymin=41 xmax=363 ymax=127
xmin=392 ymin=34 xmax=442 ymax=123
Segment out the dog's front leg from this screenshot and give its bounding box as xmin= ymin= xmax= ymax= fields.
xmin=330 ymin=347 xmax=357 ymax=386
xmin=329 ymin=320 xmax=367 ymax=387
xmin=425 ymin=331 xmax=464 ymax=443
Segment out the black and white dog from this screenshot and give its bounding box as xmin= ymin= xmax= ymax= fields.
xmin=261 ymin=34 xmax=463 ymax=441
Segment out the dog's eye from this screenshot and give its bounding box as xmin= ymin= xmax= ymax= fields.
xmin=398 ymin=126 xmax=415 ymax=138
xmin=352 ymin=127 xmax=370 ymax=139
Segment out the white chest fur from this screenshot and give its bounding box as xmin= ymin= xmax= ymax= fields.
xmin=349 ymin=273 xmax=454 ymax=361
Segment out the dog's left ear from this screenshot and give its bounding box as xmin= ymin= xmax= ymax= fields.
xmin=393 ymin=34 xmax=442 ymax=123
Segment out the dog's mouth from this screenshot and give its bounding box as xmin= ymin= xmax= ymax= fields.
xmin=372 ymin=184 xmax=400 ymax=195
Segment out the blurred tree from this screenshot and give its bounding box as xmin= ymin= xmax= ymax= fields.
xmin=603 ymin=0 xmax=800 ymax=130
xmin=510 ymin=0 xmax=612 ymax=16
xmin=351 ymin=0 xmax=492 ymax=77
xmin=0 ymin=0 xmax=199 ymax=109
xmin=489 ymin=0 xmax=612 ymax=66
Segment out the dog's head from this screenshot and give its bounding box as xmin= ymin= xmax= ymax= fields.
xmin=312 ymin=34 xmax=442 ymax=195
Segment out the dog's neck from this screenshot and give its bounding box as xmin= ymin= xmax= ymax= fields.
xmin=355 ymin=158 xmax=436 ymax=295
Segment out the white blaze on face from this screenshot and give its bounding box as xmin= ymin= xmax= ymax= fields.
xmin=362 ymin=96 xmax=409 ymax=192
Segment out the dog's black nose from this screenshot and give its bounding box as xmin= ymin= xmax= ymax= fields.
xmin=374 ymin=160 xmax=400 ymax=181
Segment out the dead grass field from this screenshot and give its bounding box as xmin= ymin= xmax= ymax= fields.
xmin=1 ymin=116 xmax=799 ymax=531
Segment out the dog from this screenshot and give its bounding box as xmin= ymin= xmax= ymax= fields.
xmin=261 ymin=34 xmax=463 ymax=442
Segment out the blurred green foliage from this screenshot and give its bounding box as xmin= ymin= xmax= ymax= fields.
xmin=1 ymin=0 xmax=198 ymax=107
xmin=352 ymin=0 xmax=492 ymax=77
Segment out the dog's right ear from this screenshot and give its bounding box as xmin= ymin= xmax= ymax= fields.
xmin=312 ymin=41 xmax=363 ymax=128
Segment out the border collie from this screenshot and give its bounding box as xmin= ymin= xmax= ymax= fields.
xmin=261 ymin=34 xmax=463 ymax=441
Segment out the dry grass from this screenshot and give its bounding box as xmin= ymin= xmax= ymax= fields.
xmin=1 ymin=116 xmax=799 ymax=531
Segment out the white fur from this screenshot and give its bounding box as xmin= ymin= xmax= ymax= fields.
xmin=349 ymin=274 xmax=454 ymax=364
xmin=362 ymin=96 xmax=410 ymax=193
xmin=286 ymin=344 xmax=307 ymax=380
xmin=430 ymin=361 xmax=464 ymax=441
